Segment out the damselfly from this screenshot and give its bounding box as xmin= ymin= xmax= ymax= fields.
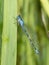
xmin=17 ymin=15 xmax=40 ymax=54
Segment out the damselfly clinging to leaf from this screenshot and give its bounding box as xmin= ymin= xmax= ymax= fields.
xmin=17 ymin=15 xmax=40 ymax=54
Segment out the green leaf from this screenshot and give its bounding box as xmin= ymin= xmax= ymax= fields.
xmin=1 ymin=0 xmax=17 ymax=65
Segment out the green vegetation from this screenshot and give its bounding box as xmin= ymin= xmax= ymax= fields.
xmin=0 ymin=0 xmax=49 ymax=65
xmin=0 ymin=0 xmax=17 ymax=65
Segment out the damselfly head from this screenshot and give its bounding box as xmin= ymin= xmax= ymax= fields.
xmin=17 ymin=15 xmax=22 ymax=20
xmin=17 ymin=15 xmax=24 ymax=26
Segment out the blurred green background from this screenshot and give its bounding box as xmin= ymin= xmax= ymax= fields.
xmin=0 ymin=0 xmax=3 ymax=64
xmin=0 ymin=0 xmax=49 ymax=65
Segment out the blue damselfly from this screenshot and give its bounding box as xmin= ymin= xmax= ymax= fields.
xmin=17 ymin=15 xmax=40 ymax=54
